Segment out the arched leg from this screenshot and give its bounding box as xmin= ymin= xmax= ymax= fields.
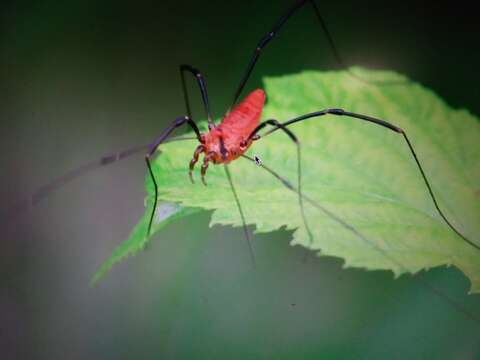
xmin=232 ymin=0 xmax=406 ymax=106
xmin=180 ymin=64 xmax=214 ymax=129
xmin=145 ymin=115 xmax=203 ymax=237
xmin=260 ymin=108 xmax=480 ymax=252
xmin=248 ymin=119 xmax=313 ymax=244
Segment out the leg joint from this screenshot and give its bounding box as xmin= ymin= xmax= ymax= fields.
xmin=328 ymin=108 xmax=345 ymax=115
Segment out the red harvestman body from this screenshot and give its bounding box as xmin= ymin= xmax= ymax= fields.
xmin=190 ymin=89 xmax=266 ymax=181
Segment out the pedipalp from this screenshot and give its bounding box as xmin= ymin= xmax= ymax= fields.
xmin=201 ymin=152 xmax=216 ymax=186
xmin=189 ymin=144 xmax=206 ymax=184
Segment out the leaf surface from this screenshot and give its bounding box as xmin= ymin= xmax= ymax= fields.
xmin=93 ymin=68 xmax=480 ymax=291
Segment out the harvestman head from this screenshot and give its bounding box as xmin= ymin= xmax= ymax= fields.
xmin=5 ymin=0 xmax=480 ymax=324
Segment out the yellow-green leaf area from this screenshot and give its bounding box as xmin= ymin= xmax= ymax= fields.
xmin=94 ymin=68 xmax=480 ymax=292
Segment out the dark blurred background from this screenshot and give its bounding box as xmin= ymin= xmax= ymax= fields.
xmin=1 ymin=1 xmax=479 ymax=359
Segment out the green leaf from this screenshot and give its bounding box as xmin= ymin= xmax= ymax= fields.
xmin=93 ymin=67 xmax=480 ymax=292
xmin=91 ymin=202 xmax=200 ymax=285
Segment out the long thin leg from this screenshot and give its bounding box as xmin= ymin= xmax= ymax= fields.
xmin=145 ymin=115 xmax=203 ymax=237
xmin=2 ymin=135 xmax=198 ymax=223
xmin=306 ymin=0 xmax=406 ymax=87
xmin=248 ymin=119 xmax=313 ymax=243
xmin=262 ymin=108 xmax=480 ymax=252
xmin=241 ymin=154 xmax=480 ymax=326
xmin=224 ymin=164 xmax=256 ymax=266
xmin=180 ymin=64 xmax=214 ymax=129
xmin=232 ymin=0 xmax=405 ymax=106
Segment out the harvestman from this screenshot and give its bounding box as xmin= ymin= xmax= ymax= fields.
xmin=5 ymin=0 xmax=480 ymax=323
xmin=142 ymin=0 xmax=479 ymax=258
